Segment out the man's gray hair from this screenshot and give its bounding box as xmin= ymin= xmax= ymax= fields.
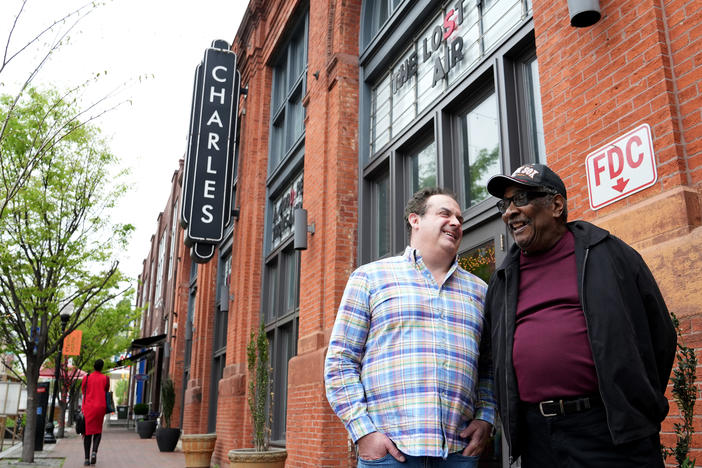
xmin=540 ymin=186 xmax=568 ymax=223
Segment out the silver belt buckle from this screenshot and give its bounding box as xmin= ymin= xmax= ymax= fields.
xmin=538 ymin=400 xmax=561 ymax=417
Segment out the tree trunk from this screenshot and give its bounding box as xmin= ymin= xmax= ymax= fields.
xmin=57 ymin=402 xmax=66 ymax=438
xmin=67 ymin=380 xmax=80 ymax=426
xmin=21 ymin=360 xmax=40 ymax=463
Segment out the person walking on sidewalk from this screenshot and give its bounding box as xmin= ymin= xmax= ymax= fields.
xmin=81 ymin=359 xmax=109 ymax=465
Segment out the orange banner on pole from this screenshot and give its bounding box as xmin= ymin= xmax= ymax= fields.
xmin=62 ymin=330 xmax=83 ymax=356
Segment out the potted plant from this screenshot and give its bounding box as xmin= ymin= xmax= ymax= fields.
xmin=133 ymin=402 xmax=149 ymax=419
xmin=156 ymin=377 xmax=181 ymax=451
xmin=228 ymin=325 xmax=287 ymax=468
xmin=182 ymin=433 xmax=218 ymax=468
xmin=134 ymin=403 xmax=157 ymax=439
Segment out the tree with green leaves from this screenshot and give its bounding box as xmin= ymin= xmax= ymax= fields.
xmin=466 ymin=146 xmax=500 ymax=206
xmin=0 ymin=86 xmax=133 ymax=462
xmin=0 ymin=0 xmax=119 ymax=221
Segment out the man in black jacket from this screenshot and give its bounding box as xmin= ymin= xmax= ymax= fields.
xmin=484 ymin=163 xmax=676 ymax=467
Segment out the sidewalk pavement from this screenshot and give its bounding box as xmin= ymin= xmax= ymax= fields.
xmin=0 ymin=419 xmax=186 ymax=468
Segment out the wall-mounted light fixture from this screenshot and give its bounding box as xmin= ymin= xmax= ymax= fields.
xmin=567 ymin=0 xmax=601 ymax=27
xmin=294 ymin=208 xmax=315 ymax=250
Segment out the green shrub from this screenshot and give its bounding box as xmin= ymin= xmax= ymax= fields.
xmin=662 ymin=313 xmax=697 ymax=468
xmin=160 ymin=377 xmax=175 ymax=428
xmin=133 ymin=402 xmax=149 ymax=416
xmin=247 ymin=324 xmax=270 ymax=451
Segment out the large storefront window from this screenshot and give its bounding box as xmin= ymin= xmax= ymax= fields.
xmin=371 ymin=170 xmax=391 ymax=258
xmin=459 ymin=92 xmax=501 ymax=208
xmin=407 ymin=139 xmax=437 ymax=196
xmin=263 ymin=244 xmax=299 ymax=442
xmin=263 ymin=172 xmax=303 ymax=445
xmin=263 ymin=10 xmax=307 ymax=440
xmin=262 ymin=241 xmax=299 ymax=443
xmin=360 ymin=0 xmax=541 ymax=269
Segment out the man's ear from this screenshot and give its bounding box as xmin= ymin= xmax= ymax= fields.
xmin=408 ymin=212 xmax=420 ymax=231
xmin=552 ymin=194 xmax=565 ymax=218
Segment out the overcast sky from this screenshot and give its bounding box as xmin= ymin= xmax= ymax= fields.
xmin=0 ymin=0 xmax=247 ymax=281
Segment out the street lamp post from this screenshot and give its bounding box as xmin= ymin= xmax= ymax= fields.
xmin=44 ymin=308 xmax=72 ymax=443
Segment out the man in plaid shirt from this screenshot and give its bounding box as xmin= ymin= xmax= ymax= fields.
xmin=325 ymin=187 xmax=496 ymax=467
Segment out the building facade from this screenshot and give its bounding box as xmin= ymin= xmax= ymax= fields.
xmin=133 ymin=0 xmax=701 ymax=466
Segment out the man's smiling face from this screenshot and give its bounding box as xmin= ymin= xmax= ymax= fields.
xmin=410 ymin=194 xmax=463 ymax=261
xmin=501 ymin=186 xmax=564 ymax=254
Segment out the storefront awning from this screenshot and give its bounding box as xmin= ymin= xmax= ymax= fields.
xmin=114 ymin=349 xmax=154 ymax=367
xmin=130 ymin=334 xmax=167 ymax=349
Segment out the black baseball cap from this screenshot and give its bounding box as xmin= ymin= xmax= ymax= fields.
xmin=487 ymin=163 xmax=567 ymax=199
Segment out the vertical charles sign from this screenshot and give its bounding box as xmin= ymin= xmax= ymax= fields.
xmin=181 ymin=40 xmax=240 ymax=263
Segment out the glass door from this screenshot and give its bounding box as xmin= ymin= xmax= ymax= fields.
xmin=459 ymin=217 xmax=509 ymax=468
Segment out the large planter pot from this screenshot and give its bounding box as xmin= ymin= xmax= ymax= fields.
xmin=228 ymin=447 xmax=287 ymax=468
xmin=136 ymin=419 xmax=157 ymax=439
xmin=182 ymin=433 xmax=217 ymax=468
xmin=155 ymin=427 xmax=181 ymax=452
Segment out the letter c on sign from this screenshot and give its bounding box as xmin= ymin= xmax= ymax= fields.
xmin=626 ymin=135 xmax=644 ymax=168
xmin=212 ymin=65 xmax=228 ymax=83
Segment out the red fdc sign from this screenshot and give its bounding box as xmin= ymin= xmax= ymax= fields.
xmin=585 ymin=123 xmax=657 ymax=210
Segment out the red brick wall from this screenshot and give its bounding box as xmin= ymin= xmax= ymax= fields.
xmin=533 ymin=0 xmax=701 ymax=463
xmin=210 ymin=1 xmax=281 ymax=464
xmin=169 ymin=224 xmax=192 ymax=429
xmin=182 ymin=261 xmax=217 ymax=435
xmin=535 ymin=0 xmax=700 ymax=219
xmin=286 ymin=0 xmax=361 ymax=466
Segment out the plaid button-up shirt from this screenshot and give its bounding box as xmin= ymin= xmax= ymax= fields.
xmin=325 ymin=247 xmax=496 ymax=458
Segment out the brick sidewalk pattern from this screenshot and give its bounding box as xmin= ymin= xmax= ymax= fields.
xmin=54 ymin=423 xmax=186 ymax=468
xmin=3 ymin=421 xmax=187 ymax=468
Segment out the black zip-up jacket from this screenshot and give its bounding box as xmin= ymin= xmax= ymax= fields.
xmin=485 ymin=221 xmax=676 ymax=462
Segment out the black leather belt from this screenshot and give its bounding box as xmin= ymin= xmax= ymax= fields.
xmin=532 ymin=395 xmax=602 ymax=417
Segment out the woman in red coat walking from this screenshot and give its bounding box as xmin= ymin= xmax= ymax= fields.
xmin=81 ymin=359 xmax=109 ymax=465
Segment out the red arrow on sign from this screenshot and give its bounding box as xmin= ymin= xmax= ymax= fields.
xmin=612 ymin=177 xmax=629 ymax=192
